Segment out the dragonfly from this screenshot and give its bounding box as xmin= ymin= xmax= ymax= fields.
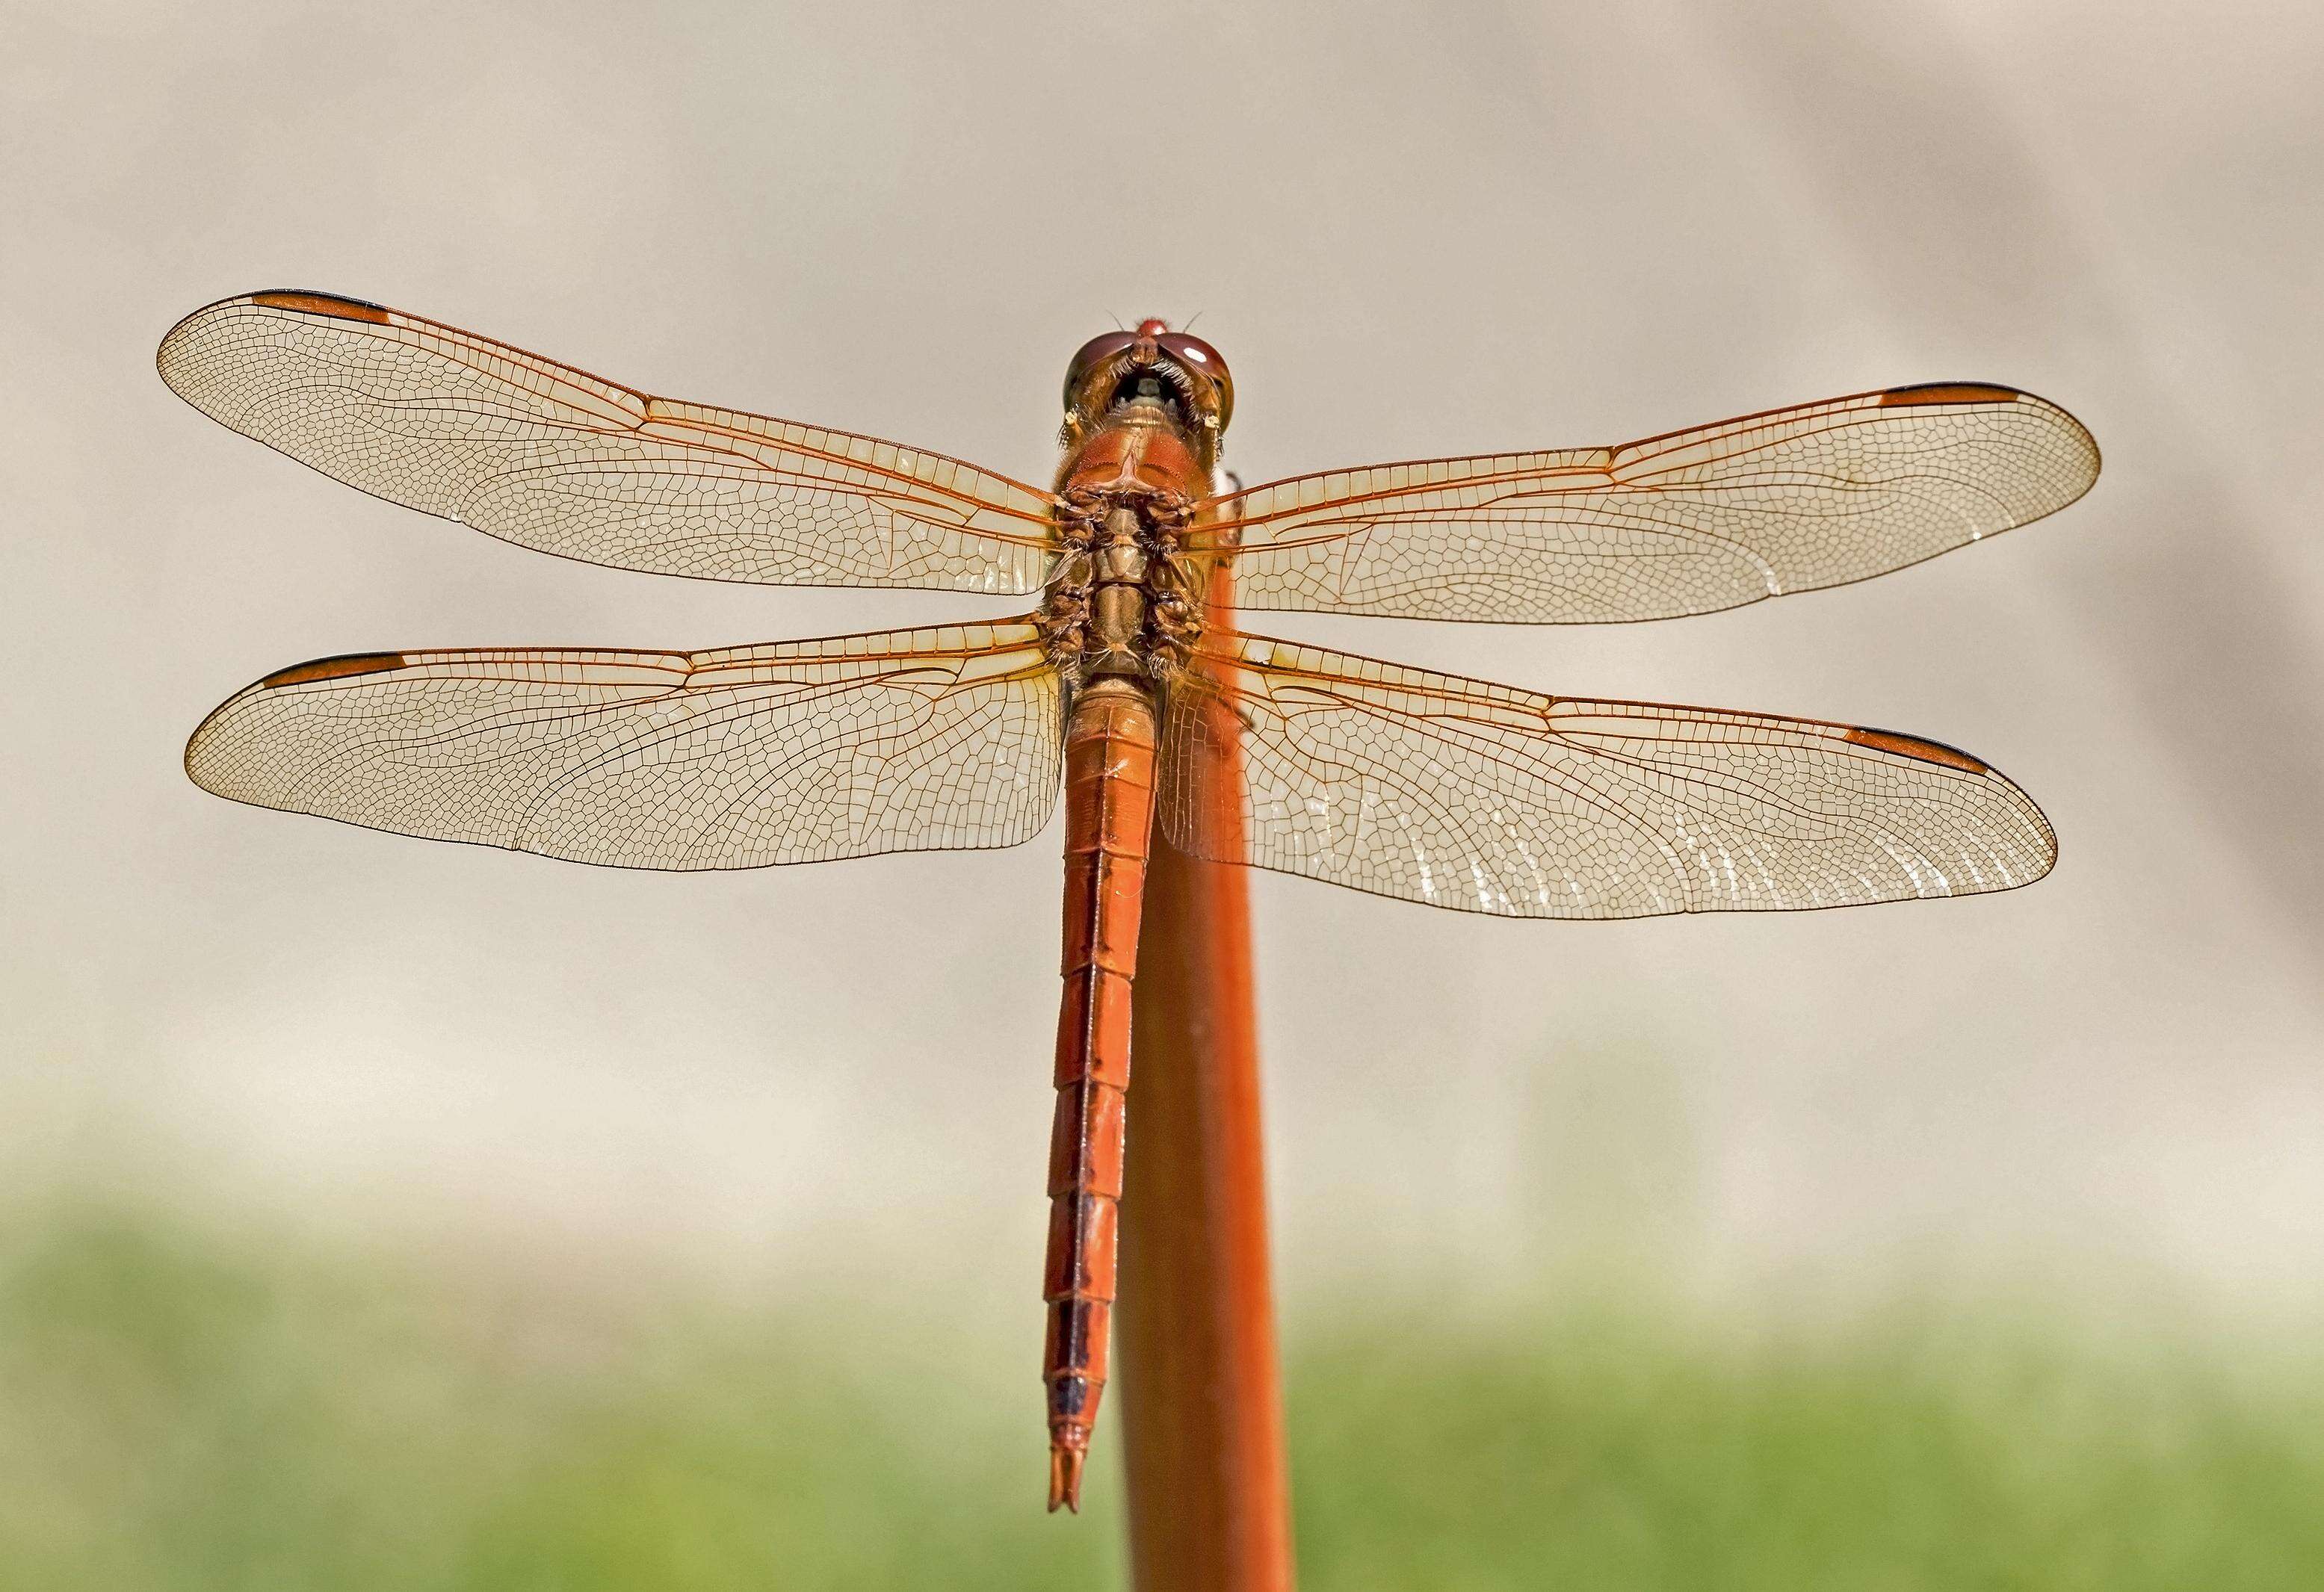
xmin=160 ymin=290 xmax=2098 ymax=1511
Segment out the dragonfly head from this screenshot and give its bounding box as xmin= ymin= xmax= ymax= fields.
xmin=1060 ymin=320 xmax=1234 ymax=445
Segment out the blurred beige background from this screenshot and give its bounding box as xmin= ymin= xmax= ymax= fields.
xmin=4 ymin=0 xmax=2320 ymax=1355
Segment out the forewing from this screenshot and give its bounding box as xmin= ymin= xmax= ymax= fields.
xmin=187 ymin=622 xmax=1063 ymax=870
xmin=1162 ymin=631 xmax=2053 ymax=918
xmin=1196 ymin=384 xmax=2097 ymax=622
xmin=158 ymin=291 xmax=1058 ymax=592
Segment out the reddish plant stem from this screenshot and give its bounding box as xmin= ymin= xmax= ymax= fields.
xmin=1114 ymin=559 xmax=1296 ymax=1590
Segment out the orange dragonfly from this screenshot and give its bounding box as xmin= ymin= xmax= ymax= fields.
xmin=160 ymin=291 xmax=2097 ymax=1511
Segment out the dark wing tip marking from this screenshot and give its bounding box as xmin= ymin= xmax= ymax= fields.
xmin=246 ymin=290 xmax=394 ymax=324
xmin=1878 ymin=382 xmax=2024 ymax=407
xmin=1844 ymin=725 xmax=1988 ymax=774
xmin=259 ymin=651 xmax=408 ymax=689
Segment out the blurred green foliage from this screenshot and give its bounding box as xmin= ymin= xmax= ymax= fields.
xmin=0 ymin=1210 xmax=2317 ymax=1591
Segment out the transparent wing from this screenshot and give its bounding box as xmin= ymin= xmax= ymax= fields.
xmin=158 ymin=291 xmax=1059 ymax=593
xmin=1193 ymin=384 xmax=2098 ymax=622
xmin=187 ymin=622 xmax=1063 ymax=870
xmin=1161 ymin=630 xmax=2053 ymax=918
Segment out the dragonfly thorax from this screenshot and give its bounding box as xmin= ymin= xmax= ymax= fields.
xmin=1044 ymin=392 xmax=1217 ymax=689
xmin=1039 ymin=501 xmax=1202 ymax=687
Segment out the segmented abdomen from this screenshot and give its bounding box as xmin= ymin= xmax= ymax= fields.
xmin=1042 ymin=675 xmax=1160 ymax=1511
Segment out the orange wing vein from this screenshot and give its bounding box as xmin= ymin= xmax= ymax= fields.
xmin=1161 ymin=630 xmax=2053 ymax=918
xmin=158 ymin=291 xmax=1060 ymax=593
xmin=187 ymin=622 xmax=1063 ymax=870
xmin=1194 ymin=384 xmax=2097 ymax=622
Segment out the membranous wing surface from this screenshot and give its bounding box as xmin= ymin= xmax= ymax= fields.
xmin=158 ymin=292 xmax=1060 ymax=593
xmin=164 ymin=288 xmax=2098 ymax=1517
xmin=1161 ymin=629 xmax=2054 ymax=918
xmin=186 ymin=622 xmax=1062 ymax=870
xmin=1196 ymin=385 xmax=2098 ymax=623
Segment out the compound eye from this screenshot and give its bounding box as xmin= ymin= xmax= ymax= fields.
xmin=1063 ymin=331 xmax=1140 ymax=411
xmin=1157 ymin=332 xmax=1234 ymax=430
